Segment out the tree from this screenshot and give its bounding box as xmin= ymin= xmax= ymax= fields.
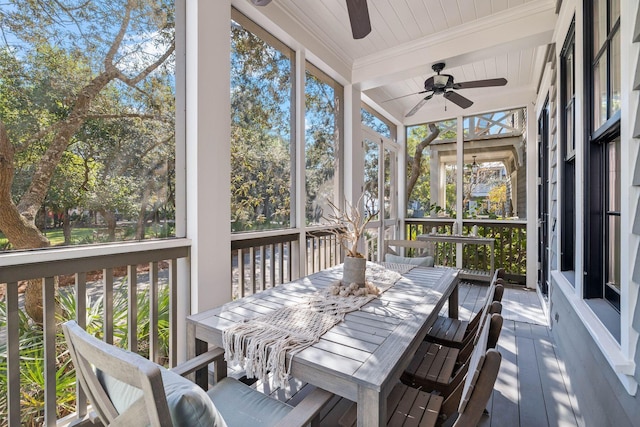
xmin=406 ymin=123 xmax=439 ymax=209
xmin=230 ymin=18 xmax=294 ymax=232
xmin=488 ymin=183 xmax=507 ymax=217
xmin=0 ymin=0 xmax=175 ymax=322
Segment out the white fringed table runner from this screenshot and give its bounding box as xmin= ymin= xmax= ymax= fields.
xmin=223 ymin=262 xmax=408 ymax=388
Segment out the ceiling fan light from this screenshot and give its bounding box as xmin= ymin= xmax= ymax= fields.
xmin=251 ymin=0 xmax=272 ymax=6
xmin=433 ymin=74 xmax=448 ymax=88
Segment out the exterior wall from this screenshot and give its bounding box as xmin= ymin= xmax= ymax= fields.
xmin=630 ymin=0 xmax=640 ymax=390
xmin=550 ymin=280 xmax=640 ymax=426
xmin=548 ymin=54 xmax=558 ymax=273
xmin=543 ymin=0 xmax=640 ymax=411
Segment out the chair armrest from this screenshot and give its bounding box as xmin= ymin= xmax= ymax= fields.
xmin=171 ymin=348 xmax=225 ymax=377
xmin=278 ymin=387 xmax=334 ymax=427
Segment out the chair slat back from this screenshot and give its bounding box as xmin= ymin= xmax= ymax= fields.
xmin=471 ymin=283 xmax=497 ymax=343
xmin=62 ymin=320 xmax=172 ymax=427
xmin=458 ymin=314 xmax=492 ymax=414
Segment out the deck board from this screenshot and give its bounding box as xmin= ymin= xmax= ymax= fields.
xmin=226 ymin=281 xmax=582 ymax=427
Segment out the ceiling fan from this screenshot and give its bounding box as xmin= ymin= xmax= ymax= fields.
xmin=403 ymin=63 xmax=508 ymax=117
xmin=251 ymin=0 xmax=372 ymax=39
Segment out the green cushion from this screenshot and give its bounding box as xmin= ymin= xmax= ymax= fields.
xmin=385 ymin=253 xmax=435 ymax=267
xmin=98 ymin=365 xmax=226 ymax=426
xmin=208 ymin=377 xmax=293 ymax=427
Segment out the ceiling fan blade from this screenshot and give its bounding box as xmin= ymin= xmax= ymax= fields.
xmin=443 ymin=91 xmax=473 ymax=109
xmin=251 ymin=0 xmax=272 ymax=5
xmin=405 ymin=94 xmax=434 ymax=117
xmin=382 ymin=90 xmax=429 ymax=103
xmin=346 ymin=0 xmax=372 ymax=39
xmin=453 ymin=78 xmax=507 ymax=90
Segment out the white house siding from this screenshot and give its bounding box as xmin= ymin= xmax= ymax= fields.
xmin=632 ymin=0 xmax=640 ymax=389
xmin=545 ymin=0 xmax=640 ymax=424
xmin=549 ymin=54 xmax=558 ymax=272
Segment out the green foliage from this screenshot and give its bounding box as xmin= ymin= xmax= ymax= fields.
xmin=0 ymin=281 xmax=171 ymax=423
xmin=230 ymin=18 xmax=293 ymax=232
xmin=0 ymin=0 xmax=177 ymax=251
xmin=305 ymin=71 xmax=338 ymax=225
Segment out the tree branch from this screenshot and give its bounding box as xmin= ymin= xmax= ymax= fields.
xmin=406 ymin=123 xmax=439 ymax=205
xmin=114 ymin=40 xmax=175 ymax=88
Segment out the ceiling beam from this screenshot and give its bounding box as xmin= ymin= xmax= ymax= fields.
xmin=352 ymin=0 xmax=557 ymax=90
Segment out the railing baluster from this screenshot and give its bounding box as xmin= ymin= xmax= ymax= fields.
xmin=128 ymin=265 xmax=138 ymax=353
xmin=169 ymin=258 xmax=178 ymax=368
xmin=43 ymin=277 xmax=56 ymax=427
xmin=239 ymin=248 xmax=245 ymax=298
xmin=287 ymin=242 xmax=292 ymax=282
xmin=278 ymin=243 xmax=284 ymax=285
xmin=104 ymin=268 xmax=114 ymax=344
xmin=150 ymin=261 xmax=159 ymax=364
xmin=250 ymin=247 xmax=256 ymax=295
xmin=260 ymin=245 xmax=266 ymax=291
xmin=6 ymin=282 xmax=20 ymax=427
xmin=75 ymin=272 xmax=87 ymax=418
xmin=269 ymin=244 xmax=275 ymax=287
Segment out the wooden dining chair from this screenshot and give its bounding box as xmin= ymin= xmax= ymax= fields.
xmin=401 ymin=313 xmax=504 ymax=397
xmin=63 ymin=320 xmax=333 ymax=427
xmin=339 ymin=314 xmax=502 ymax=427
xmin=426 ymin=270 xmax=505 ymax=349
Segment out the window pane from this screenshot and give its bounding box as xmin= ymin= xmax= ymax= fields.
xmin=607 ymin=214 xmax=621 ymax=291
xmin=231 ymin=15 xmax=293 ymax=232
xmin=610 ymin=30 xmax=621 ymax=117
xmin=593 ymin=58 xmax=607 ymax=129
xmin=0 ymin=0 xmax=176 ymax=252
xmin=305 ymin=66 xmax=341 ymax=225
xmin=611 ymin=0 xmax=620 ymax=26
xmin=361 ymin=108 xmax=391 ymax=139
xmin=406 ymin=120 xmax=456 ymax=218
xmin=565 ymin=104 xmax=574 ymax=157
xmin=593 ymin=0 xmax=607 ymax=55
xmin=384 ymin=149 xmax=394 ymax=220
xmin=607 ymin=139 xmax=620 ymax=211
xmin=606 ymin=137 xmax=620 ymax=291
xmin=364 ymin=138 xmax=380 ymax=220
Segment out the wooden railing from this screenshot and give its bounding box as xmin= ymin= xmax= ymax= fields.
xmin=405 ymin=219 xmax=527 ymax=283
xmin=0 ymin=239 xmax=190 ymax=427
xmin=231 ymin=227 xmax=343 ymax=300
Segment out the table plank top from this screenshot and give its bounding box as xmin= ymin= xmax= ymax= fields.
xmin=187 ymin=264 xmax=459 ymax=401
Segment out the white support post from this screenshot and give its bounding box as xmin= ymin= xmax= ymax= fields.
xmin=398 ymin=124 xmax=406 ymax=239
xmin=526 ymin=102 xmax=538 ymax=289
xmin=185 ymin=0 xmax=232 ymax=319
xmin=456 ymin=117 xmax=464 ymax=268
xmin=294 ymin=48 xmax=306 ymax=279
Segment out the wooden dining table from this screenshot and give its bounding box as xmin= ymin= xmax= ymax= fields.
xmin=186 ymin=264 xmax=459 ymax=427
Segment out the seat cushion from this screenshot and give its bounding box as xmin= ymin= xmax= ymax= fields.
xmin=98 ymin=366 xmax=226 ymax=426
xmin=384 ymin=253 xmax=435 ymax=267
xmin=208 ymin=377 xmax=293 ymax=427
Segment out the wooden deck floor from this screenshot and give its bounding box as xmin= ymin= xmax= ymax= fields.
xmin=235 ymin=282 xmax=584 ymax=426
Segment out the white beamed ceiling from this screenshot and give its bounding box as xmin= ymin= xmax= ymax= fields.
xmin=239 ymin=0 xmax=557 ymax=125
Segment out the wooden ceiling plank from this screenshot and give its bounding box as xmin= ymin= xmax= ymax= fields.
xmin=458 ymin=0 xmax=479 ymax=23
xmin=474 ymin=0 xmax=493 ymax=18
xmin=353 ymin=1 xmax=556 ymax=89
xmin=424 ymin=0 xmax=449 ymax=33
xmin=439 ymin=0 xmax=464 ymax=28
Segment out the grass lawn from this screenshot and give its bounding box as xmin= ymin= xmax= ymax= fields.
xmin=0 ymin=227 xmax=99 ymax=248
xmin=0 ymin=224 xmax=173 ymax=249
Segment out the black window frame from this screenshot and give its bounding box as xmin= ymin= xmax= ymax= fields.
xmin=583 ymin=0 xmax=621 ymax=311
xmin=560 ymin=20 xmax=576 ymax=273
